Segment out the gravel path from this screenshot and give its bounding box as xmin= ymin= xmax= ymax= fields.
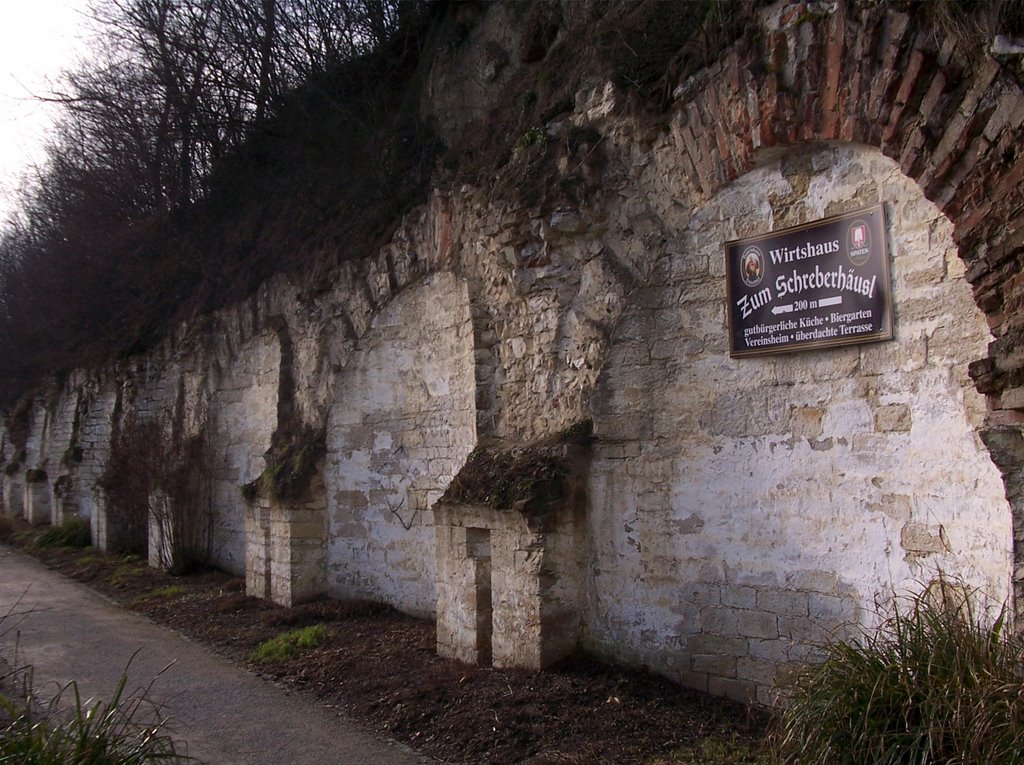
xmin=0 ymin=545 xmax=433 ymax=764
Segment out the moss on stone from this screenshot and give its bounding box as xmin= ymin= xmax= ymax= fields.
xmin=25 ymin=468 xmax=48 ymax=484
xmin=439 ymin=419 xmax=591 ymax=516
xmin=245 ymin=427 xmax=326 ymax=503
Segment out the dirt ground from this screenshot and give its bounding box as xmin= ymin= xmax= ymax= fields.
xmin=5 ymin=522 xmax=770 ymax=764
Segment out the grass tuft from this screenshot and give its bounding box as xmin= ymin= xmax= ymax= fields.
xmin=249 ymin=624 xmax=332 ymax=664
xmin=777 ymin=577 xmax=1024 ymax=765
xmin=34 ymin=517 xmax=92 ymax=549
xmin=148 ymin=585 xmax=188 ymax=600
xmin=0 ymin=672 xmax=185 ymax=763
xmin=650 ymin=732 xmax=770 ymax=764
xmin=108 ymin=563 xmax=147 ymax=588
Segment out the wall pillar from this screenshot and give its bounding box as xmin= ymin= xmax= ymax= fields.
xmin=50 ymin=476 xmax=74 ymax=527
xmin=24 ymin=480 xmax=50 ymax=525
xmin=91 ymin=491 xmax=109 ymax=550
xmin=3 ymin=475 xmax=24 ymax=519
xmin=436 ymin=525 xmax=495 ymax=665
xmin=435 ymin=501 xmax=583 ymax=670
xmin=244 ymin=474 xmax=326 ymax=607
xmin=148 ymin=489 xmax=174 ymax=569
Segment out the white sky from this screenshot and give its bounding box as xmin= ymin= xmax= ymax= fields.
xmin=0 ymin=0 xmax=90 ymax=224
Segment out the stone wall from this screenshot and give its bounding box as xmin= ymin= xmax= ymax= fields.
xmin=208 ymin=332 xmax=281 ymax=573
xmin=1 ymin=0 xmax=1023 ymax=706
xmin=81 ymin=379 xmax=119 ymax=547
xmin=47 ymin=384 xmax=82 ymax=526
xmin=587 ymin=143 xmax=1012 ymax=705
xmin=22 ymin=401 xmax=50 ymax=524
xmin=326 ymin=273 xmax=476 ymax=616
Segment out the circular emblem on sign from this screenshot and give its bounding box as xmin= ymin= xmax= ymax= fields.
xmin=740 ymin=246 xmax=764 ymax=288
xmin=847 ymin=219 xmax=872 ymax=266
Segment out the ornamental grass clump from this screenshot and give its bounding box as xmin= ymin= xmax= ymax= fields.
xmin=777 ymin=579 xmax=1024 ymax=765
xmin=35 ymin=517 xmax=92 ymax=549
xmin=0 ymin=672 xmax=184 ymax=763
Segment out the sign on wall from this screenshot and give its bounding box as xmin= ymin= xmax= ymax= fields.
xmin=725 ymin=204 xmax=893 ymax=357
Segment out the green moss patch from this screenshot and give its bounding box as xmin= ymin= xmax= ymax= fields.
xmin=243 ymin=427 xmax=325 ymax=503
xmin=439 ymin=420 xmax=592 ymax=518
xmin=249 ymin=624 xmax=333 ymax=664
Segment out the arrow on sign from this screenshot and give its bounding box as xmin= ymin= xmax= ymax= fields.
xmin=818 ymin=295 xmax=843 ymax=307
xmin=771 ymin=304 xmax=794 ymax=315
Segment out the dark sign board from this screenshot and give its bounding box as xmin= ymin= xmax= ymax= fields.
xmin=725 ymin=204 xmax=893 ymax=357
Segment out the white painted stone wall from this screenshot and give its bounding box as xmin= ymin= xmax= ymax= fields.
xmin=2 ymin=6 xmax=1018 ymax=707
xmin=326 ymin=273 xmax=476 ymax=616
xmin=208 ymin=332 xmax=280 ymax=574
xmin=79 ymin=380 xmax=117 ymax=528
xmin=81 ymin=380 xmax=119 ymax=546
xmin=22 ymin=402 xmax=50 ymax=524
xmin=587 ymin=144 xmax=1013 ymax=704
xmin=46 ymin=384 xmax=83 ymax=525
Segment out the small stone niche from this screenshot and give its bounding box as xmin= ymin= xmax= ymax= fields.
xmin=434 ymin=436 xmax=588 ymax=670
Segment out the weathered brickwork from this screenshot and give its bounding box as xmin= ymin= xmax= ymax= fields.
xmin=2 ymin=0 xmax=1024 ymax=704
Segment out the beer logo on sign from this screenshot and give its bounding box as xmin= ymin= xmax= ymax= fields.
xmin=848 ymin=220 xmax=871 ymax=266
xmin=740 ymin=246 xmax=764 ymax=287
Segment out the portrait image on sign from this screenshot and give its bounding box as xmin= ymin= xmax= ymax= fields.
xmin=740 ymin=247 xmax=764 ymax=287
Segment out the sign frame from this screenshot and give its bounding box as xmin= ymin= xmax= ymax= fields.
xmin=724 ymin=204 xmax=894 ymax=358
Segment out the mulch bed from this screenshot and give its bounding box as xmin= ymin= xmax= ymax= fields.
xmin=6 ymin=522 xmax=769 ymax=764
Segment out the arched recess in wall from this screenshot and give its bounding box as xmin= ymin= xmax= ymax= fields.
xmin=641 ymin=1 xmax=1024 ymax=624
xmin=587 ymin=142 xmax=1012 ymax=703
xmin=206 ymin=331 xmax=281 ymax=574
xmin=325 ymin=271 xmax=476 ymax=617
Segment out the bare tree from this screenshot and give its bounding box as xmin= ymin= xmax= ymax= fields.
xmin=0 ymin=0 xmax=436 ymax=404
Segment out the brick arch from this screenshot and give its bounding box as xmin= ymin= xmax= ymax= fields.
xmin=671 ymin=2 xmax=1022 ymax=398
xmin=666 ymin=0 xmax=1024 ymax=612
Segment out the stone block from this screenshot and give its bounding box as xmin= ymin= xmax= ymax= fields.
xmin=700 ymin=607 xmax=739 ymax=635
xmin=779 ymin=615 xmax=831 ymax=644
xmin=808 ymin=593 xmax=857 ymax=622
xmin=859 ymin=337 xmax=926 ymax=375
xmin=720 ymin=585 xmax=757 ymax=610
xmin=756 ymin=589 xmax=808 ymax=617
xmin=692 ymin=654 xmax=737 ymax=677
xmin=686 ymin=634 xmax=748 ymax=657
xmin=707 ymin=676 xmax=755 ymax=704
xmin=756 ymin=684 xmax=783 ymax=707
xmin=700 ymin=388 xmax=791 ymax=437
xmin=748 ymin=638 xmax=790 ymax=664
xmin=901 ymin=522 xmax=948 ymax=555
xmin=736 ymin=657 xmax=780 ymax=686
xmin=790 ymin=406 xmax=824 ymax=438
xmin=737 ymin=610 xmax=780 ymax=639
xmin=679 ymin=583 xmax=721 ymax=607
